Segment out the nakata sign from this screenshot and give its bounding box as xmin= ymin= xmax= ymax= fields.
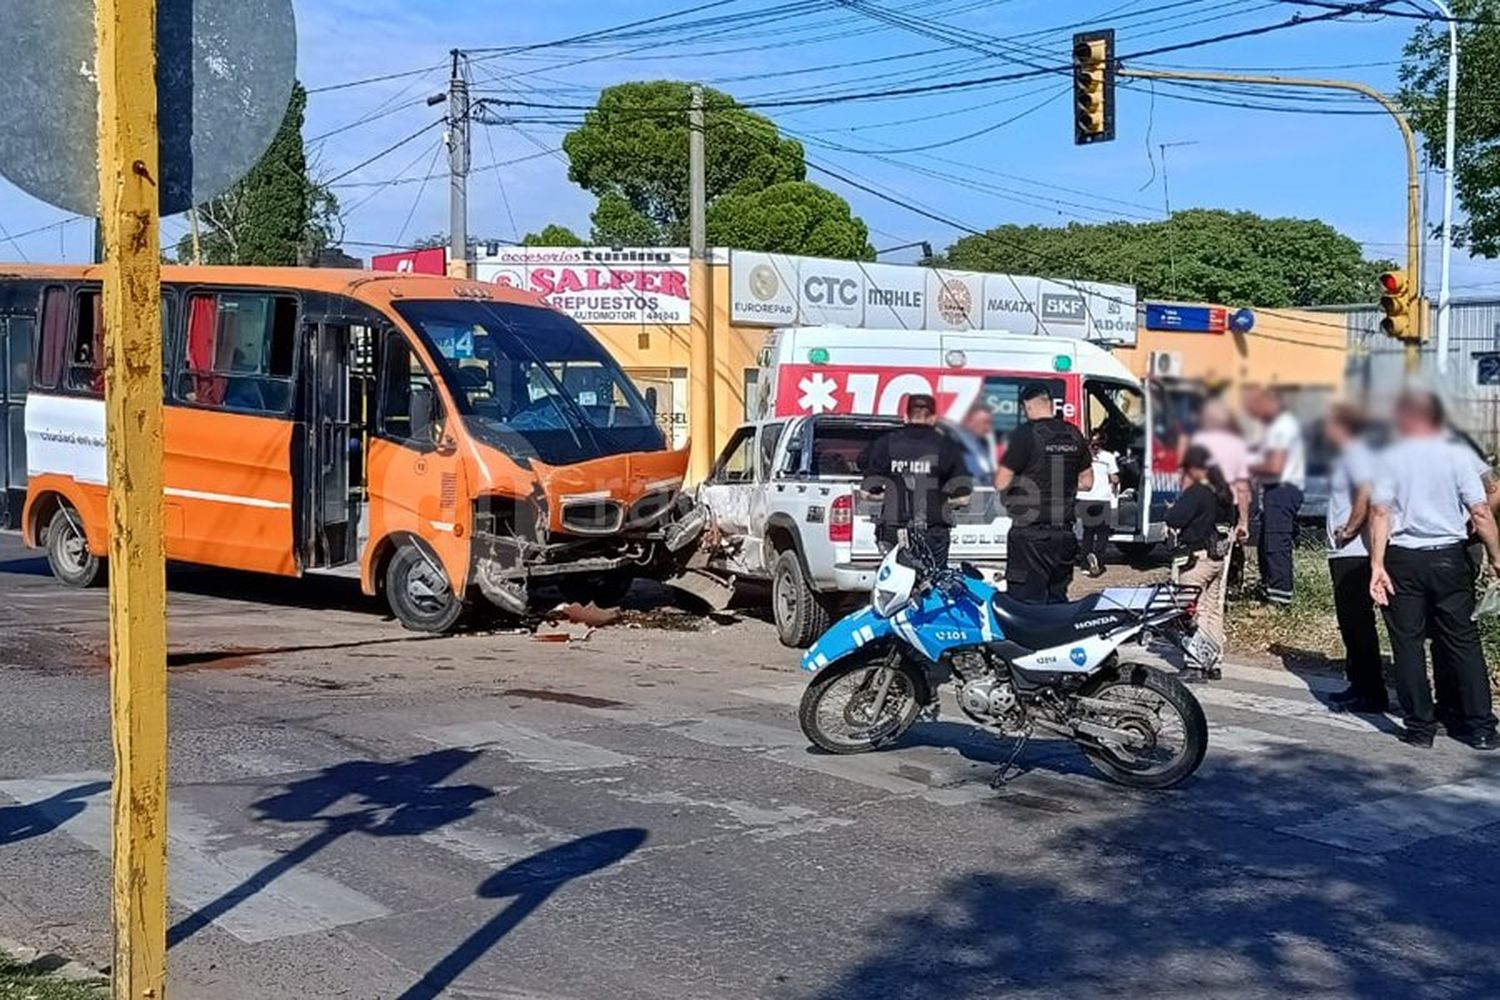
xmin=474 ymin=247 xmax=691 ymax=324
xmin=730 ymin=250 xmax=1137 ymax=344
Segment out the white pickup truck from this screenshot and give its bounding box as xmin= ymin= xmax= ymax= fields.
xmin=697 ymin=413 xmax=1008 ymax=647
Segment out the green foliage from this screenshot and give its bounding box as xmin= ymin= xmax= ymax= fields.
xmin=556 ymin=80 xmax=869 ymax=256
xmin=563 ymin=81 xmax=804 ymax=244
xmin=590 ymin=193 xmax=661 ymax=246
xmin=936 ymin=209 xmax=1392 ymax=307
xmin=1400 ymin=0 xmax=1500 ymax=257
xmin=176 ymin=83 xmax=339 ymax=266
xmin=520 ymin=223 xmax=584 ymax=247
xmin=707 ymin=181 xmax=874 ymax=260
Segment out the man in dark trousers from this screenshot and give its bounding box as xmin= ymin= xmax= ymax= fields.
xmin=996 ymin=382 xmax=1092 ymax=603
xmin=861 ymin=393 xmax=972 ymax=568
xmin=1322 ymin=404 xmax=1386 ymax=714
xmin=1369 ymin=389 xmax=1500 ymax=750
xmin=1248 ymin=387 xmax=1306 ymax=606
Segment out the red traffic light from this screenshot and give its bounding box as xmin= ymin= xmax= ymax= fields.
xmin=1379 ymin=272 xmax=1402 ymax=294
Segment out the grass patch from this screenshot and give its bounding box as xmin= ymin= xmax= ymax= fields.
xmin=1226 ymin=547 xmax=1500 ymax=683
xmin=0 ymin=954 xmax=103 ymax=1000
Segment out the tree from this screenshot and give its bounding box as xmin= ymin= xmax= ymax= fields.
xmin=936 ymin=210 xmax=1392 ymax=308
xmin=707 ymin=181 xmax=874 ymax=260
xmin=520 ymin=224 xmax=584 ymax=247
xmin=1400 ymin=0 xmax=1500 ymax=257
xmin=177 ymin=83 xmax=340 ymax=265
xmin=556 ymin=80 xmax=870 ymax=256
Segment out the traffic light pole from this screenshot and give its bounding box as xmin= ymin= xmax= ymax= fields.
xmin=1116 ymin=65 xmax=1423 ymax=373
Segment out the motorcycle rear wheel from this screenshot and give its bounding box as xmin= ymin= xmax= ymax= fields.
xmin=1079 ymin=663 xmax=1207 ymax=789
xmin=799 ymin=656 xmax=921 ymax=754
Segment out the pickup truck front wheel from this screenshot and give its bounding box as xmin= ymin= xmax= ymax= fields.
xmin=772 ymin=551 xmax=832 ymax=648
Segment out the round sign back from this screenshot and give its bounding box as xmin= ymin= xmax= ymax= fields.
xmin=0 ymin=0 xmax=296 ymax=218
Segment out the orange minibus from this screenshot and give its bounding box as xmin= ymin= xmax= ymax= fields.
xmin=0 ymin=265 xmax=702 ymax=631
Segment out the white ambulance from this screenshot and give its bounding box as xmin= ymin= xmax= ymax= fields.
xmin=751 ymin=326 xmax=1165 ymax=551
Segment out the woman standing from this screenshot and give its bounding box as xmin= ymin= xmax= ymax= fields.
xmin=1167 ymin=445 xmax=1237 ymax=677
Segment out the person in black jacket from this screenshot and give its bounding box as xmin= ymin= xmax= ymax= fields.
xmin=1167 ymin=445 xmax=1237 ymax=675
xmin=995 ymin=382 xmax=1092 ymax=603
xmin=861 ymin=393 xmax=972 ymax=567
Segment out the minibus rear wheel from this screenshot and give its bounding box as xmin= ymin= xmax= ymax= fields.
xmin=45 ymin=507 xmax=104 ymax=588
xmin=386 ymin=544 xmax=466 ymax=633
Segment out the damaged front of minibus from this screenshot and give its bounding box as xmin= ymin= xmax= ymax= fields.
xmin=355 ymin=278 xmax=706 ymax=631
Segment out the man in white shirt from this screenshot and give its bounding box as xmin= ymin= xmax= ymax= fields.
xmin=1370 ymin=390 xmax=1500 ymax=750
xmin=1248 ymin=388 xmax=1306 ymax=606
xmin=1075 ymin=429 xmax=1119 ymax=577
xmin=1322 ymin=404 xmax=1384 ymax=714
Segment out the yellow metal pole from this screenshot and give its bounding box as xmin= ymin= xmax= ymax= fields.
xmin=1117 ymin=65 xmax=1423 ymax=373
xmin=96 ymin=0 xmax=169 ymax=997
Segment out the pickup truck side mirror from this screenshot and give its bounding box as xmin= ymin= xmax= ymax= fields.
xmin=644 ymin=386 xmax=658 ymax=417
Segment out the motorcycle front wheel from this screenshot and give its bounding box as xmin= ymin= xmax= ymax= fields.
xmin=1078 ymin=663 xmax=1208 ymax=789
xmin=798 ymin=654 xmax=922 ymax=754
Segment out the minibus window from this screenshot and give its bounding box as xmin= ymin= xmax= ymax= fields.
xmin=395 ymin=300 xmax=665 ymax=465
xmin=65 ymin=291 xmax=104 ymax=395
xmin=34 ymin=287 xmax=70 ymax=390
xmin=178 ymin=292 xmax=297 ymax=415
xmin=378 ymin=331 xmax=442 ymax=450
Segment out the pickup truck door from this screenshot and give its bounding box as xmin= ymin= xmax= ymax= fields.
xmin=745 ymin=421 xmax=786 ymax=573
xmin=699 ymin=426 xmax=761 ymax=575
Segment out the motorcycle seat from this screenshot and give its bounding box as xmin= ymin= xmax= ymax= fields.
xmin=990 ymin=591 xmax=1137 ymax=652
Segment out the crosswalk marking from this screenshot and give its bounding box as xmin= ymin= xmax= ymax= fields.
xmin=415 ymin=720 xmax=636 ymax=771
xmin=0 ymin=772 xmax=390 ymax=943
xmin=1190 ymin=685 xmax=1385 ymax=733
xmin=658 ymin=714 xmax=999 ymax=806
xmin=1207 ymin=724 xmax=1306 ymax=754
xmin=1278 ymin=775 xmax=1500 ymax=853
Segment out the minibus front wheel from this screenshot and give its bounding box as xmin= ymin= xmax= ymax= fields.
xmin=386 ymin=543 xmax=466 ymax=633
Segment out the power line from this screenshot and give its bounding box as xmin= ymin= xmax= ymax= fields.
xmin=324 ymin=120 xmax=445 ymax=185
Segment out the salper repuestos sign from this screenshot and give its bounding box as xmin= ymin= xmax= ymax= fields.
xmin=474 ymin=247 xmax=692 ymax=325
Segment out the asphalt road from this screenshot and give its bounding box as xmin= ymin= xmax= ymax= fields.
xmin=2 ymin=532 xmax=1499 ymax=1000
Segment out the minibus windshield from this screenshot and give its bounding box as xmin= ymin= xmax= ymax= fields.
xmin=395 ymin=300 xmax=665 ymax=465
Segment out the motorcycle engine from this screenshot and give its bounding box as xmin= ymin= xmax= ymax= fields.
xmin=957 ymin=675 xmax=1017 ymax=722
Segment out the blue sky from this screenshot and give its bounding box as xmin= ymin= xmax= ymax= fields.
xmin=5 ymin=0 xmax=1499 ymax=298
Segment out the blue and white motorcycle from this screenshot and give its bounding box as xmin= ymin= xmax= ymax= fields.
xmin=797 ymin=540 xmax=1209 ymax=789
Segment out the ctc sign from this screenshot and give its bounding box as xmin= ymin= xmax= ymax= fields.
xmin=803 ymin=275 xmax=858 ymax=306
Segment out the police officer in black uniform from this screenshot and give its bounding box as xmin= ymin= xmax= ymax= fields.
xmin=862 ymin=393 xmax=972 ymax=567
xmin=996 ymin=382 xmax=1093 ymax=603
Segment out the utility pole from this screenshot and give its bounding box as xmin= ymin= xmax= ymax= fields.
xmin=1428 ymin=0 xmax=1459 ymax=374
xmin=688 ymin=84 xmax=716 ymax=480
xmin=96 ymin=0 xmax=168 ymax=996
xmin=1158 ymin=140 xmax=1197 ymax=300
xmin=1117 ymin=65 xmax=1424 ymax=373
xmin=447 ymin=49 xmax=470 ymax=280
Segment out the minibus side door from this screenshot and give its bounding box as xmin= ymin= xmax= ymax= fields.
xmin=0 ymin=309 xmax=34 ymax=528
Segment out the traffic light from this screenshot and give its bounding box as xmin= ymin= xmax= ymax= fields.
xmin=1378 ymin=269 xmax=1415 ymax=340
xmin=1073 ymin=29 xmax=1115 ymax=145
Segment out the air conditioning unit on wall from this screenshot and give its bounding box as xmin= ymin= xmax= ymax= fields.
xmin=1150 ymin=350 xmax=1185 ymax=379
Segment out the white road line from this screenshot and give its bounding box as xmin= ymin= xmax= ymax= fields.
xmin=1192 ymin=686 xmax=1386 ymax=733
xmin=732 ymin=683 xmax=804 ymax=706
xmin=660 ymin=714 xmax=998 ymax=806
xmin=415 ymin=720 xmax=636 ymax=772
xmin=0 ymin=773 xmax=389 ymax=943
xmin=1217 ymin=662 xmax=1352 ymax=695
xmin=1208 ymin=724 xmax=1306 ymax=754
xmin=1278 ymin=775 xmax=1500 ymax=853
